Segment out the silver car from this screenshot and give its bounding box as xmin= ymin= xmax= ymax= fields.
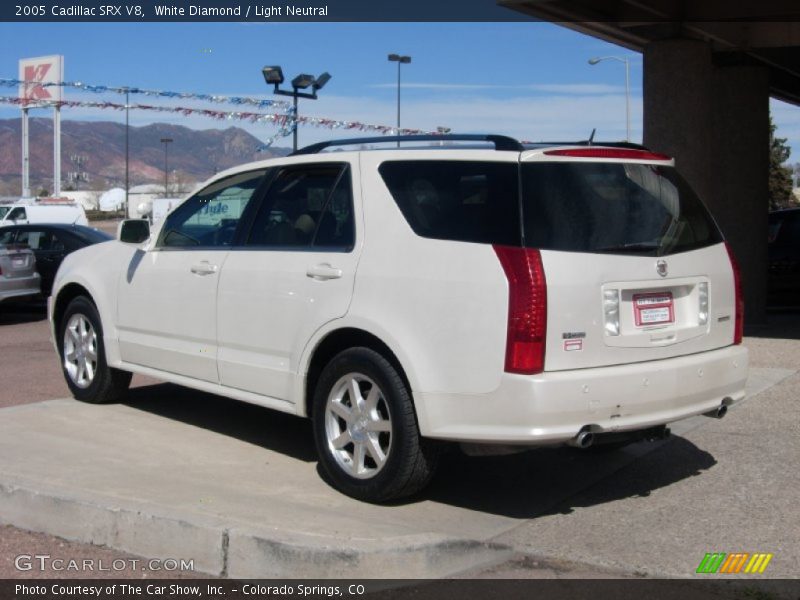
xmin=0 ymin=244 xmax=40 ymax=302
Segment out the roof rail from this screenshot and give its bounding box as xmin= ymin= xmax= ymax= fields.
xmin=292 ymin=134 xmax=524 ymax=155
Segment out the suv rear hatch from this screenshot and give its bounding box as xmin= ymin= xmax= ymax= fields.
xmin=520 ymin=148 xmax=738 ymax=371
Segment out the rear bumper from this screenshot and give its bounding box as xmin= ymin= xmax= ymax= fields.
xmin=416 ymin=345 xmax=748 ymax=444
xmin=0 ymin=273 xmax=41 ymax=302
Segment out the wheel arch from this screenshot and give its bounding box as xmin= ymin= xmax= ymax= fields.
xmin=303 ymin=327 xmax=415 ymax=420
xmin=52 ymin=282 xmax=96 ymax=347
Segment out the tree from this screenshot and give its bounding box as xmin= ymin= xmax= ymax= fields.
xmin=769 ymin=115 xmax=794 ymax=209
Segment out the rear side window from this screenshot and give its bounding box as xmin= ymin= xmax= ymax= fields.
xmin=521 ymin=162 xmax=722 ymax=256
xmin=378 ymin=161 xmax=520 ymax=246
xmin=15 ymin=229 xmax=61 ymax=251
xmin=245 ymin=163 xmax=355 ymax=250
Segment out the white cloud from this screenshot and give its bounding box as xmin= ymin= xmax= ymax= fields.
xmin=368 ymin=82 xmax=627 ymax=95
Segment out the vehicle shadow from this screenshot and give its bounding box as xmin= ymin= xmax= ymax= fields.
xmin=124 ymin=382 xmax=317 ymax=463
xmin=420 ymin=437 xmax=716 ymax=518
xmin=124 ymin=382 xmax=715 ymax=518
xmin=0 ymin=299 xmax=47 ymax=326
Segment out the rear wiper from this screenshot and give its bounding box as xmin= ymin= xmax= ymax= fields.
xmin=595 ymin=242 xmax=661 ymax=253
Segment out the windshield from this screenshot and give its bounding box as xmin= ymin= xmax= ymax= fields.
xmin=520 ymin=162 xmax=722 ymax=256
xmin=0 ymin=206 xmax=10 ymax=219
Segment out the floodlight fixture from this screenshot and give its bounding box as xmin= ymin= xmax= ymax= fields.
xmin=313 ymin=72 xmax=332 ymax=91
xmin=262 ymin=65 xmax=285 ymax=85
xmin=292 ymin=74 xmax=316 ymax=89
xmin=262 ymin=65 xmax=332 ymax=151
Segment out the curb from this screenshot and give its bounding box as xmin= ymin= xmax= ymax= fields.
xmin=0 ymin=477 xmax=512 ymax=578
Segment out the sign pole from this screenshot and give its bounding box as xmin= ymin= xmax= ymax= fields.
xmin=21 ymin=107 xmax=30 ymax=198
xmin=53 ymin=103 xmax=61 ymax=197
xmin=19 ymin=55 xmax=63 ymax=199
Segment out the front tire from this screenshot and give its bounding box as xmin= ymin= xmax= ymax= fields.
xmin=59 ymin=296 xmax=131 ymax=404
xmin=312 ymin=347 xmax=438 ymax=503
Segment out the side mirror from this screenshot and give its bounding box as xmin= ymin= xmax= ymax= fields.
xmin=117 ymin=219 xmax=151 ymax=244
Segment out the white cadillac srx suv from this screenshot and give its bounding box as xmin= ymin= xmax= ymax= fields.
xmin=49 ymin=135 xmax=748 ymax=502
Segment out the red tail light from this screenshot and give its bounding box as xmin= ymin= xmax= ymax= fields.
xmin=543 ymin=148 xmax=672 ymax=161
xmin=493 ymin=246 xmax=547 ymax=374
xmin=724 ymin=242 xmax=744 ymax=345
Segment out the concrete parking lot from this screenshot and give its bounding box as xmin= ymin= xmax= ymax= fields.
xmin=0 ymin=298 xmax=798 ymax=581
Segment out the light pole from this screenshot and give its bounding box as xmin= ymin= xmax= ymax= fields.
xmin=160 ymin=137 xmax=172 ymax=197
xmin=588 ymin=56 xmax=631 ymax=142
xmin=388 ymin=54 xmax=411 ymax=146
xmin=124 ymin=87 xmax=130 ymax=216
xmin=262 ymin=66 xmax=331 ymax=152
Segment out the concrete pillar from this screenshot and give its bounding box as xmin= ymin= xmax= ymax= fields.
xmin=643 ymin=39 xmax=769 ymax=324
xmin=712 ymin=66 xmax=770 ymax=325
xmin=643 ymin=40 xmax=717 ymax=205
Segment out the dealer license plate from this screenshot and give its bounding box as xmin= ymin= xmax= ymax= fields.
xmin=633 ymin=292 xmax=674 ymax=326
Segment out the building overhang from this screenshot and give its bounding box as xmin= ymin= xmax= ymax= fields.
xmin=500 ymin=0 xmax=800 ymax=105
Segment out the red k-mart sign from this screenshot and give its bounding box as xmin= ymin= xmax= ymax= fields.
xmin=19 ymin=55 xmax=63 ymax=104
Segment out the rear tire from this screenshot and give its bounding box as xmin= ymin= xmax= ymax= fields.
xmin=312 ymin=347 xmax=439 ymax=503
xmin=59 ymin=296 xmax=131 ymax=404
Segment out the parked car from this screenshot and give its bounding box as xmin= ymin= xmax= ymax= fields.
xmin=0 ymin=244 xmax=40 ymax=303
xmin=768 ymin=207 xmax=800 ymax=307
xmin=0 ymin=224 xmax=112 ymax=296
xmin=0 ymin=202 xmax=89 ymax=228
xmin=48 ymin=135 xmax=748 ymax=502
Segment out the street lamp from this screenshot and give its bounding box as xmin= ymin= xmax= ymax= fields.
xmin=388 ymin=54 xmax=411 ymax=146
xmin=160 ymin=137 xmax=173 ymax=197
xmin=588 ymin=56 xmax=631 ymax=142
xmin=123 ymin=87 xmax=130 ymax=216
xmin=262 ymin=66 xmax=331 ymax=151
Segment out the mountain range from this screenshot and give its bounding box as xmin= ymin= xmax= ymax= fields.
xmin=0 ymin=117 xmax=290 ymax=196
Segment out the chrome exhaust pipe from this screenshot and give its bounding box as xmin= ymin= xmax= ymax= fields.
xmin=570 ymin=430 xmax=595 ymax=449
xmin=703 ymin=404 xmax=728 ymax=419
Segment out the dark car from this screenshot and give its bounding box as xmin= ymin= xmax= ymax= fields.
xmin=768 ymin=207 xmax=800 ymax=307
xmin=0 ymin=223 xmax=112 ymax=296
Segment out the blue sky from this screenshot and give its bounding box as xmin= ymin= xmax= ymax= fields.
xmin=0 ymin=22 xmax=798 ymax=160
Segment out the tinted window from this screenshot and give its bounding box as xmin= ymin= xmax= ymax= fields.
xmin=16 ymin=229 xmax=62 ymax=251
xmin=158 ymin=170 xmax=266 ymax=248
xmin=378 ymin=161 xmax=521 ymax=246
xmin=246 ymin=164 xmax=355 ymax=250
xmin=521 ymin=163 xmax=722 ymax=255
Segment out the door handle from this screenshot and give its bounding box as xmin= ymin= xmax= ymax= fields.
xmin=190 ymin=261 xmax=218 ymax=276
xmin=306 ymin=263 xmax=343 ymax=280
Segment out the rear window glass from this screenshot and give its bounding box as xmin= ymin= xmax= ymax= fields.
xmin=378 ymin=161 xmax=521 ymax=246
xmin=521 ymin=162 xmax=722 ymax=255
xmin=379 ymin=159 xmax=722 ymax=256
